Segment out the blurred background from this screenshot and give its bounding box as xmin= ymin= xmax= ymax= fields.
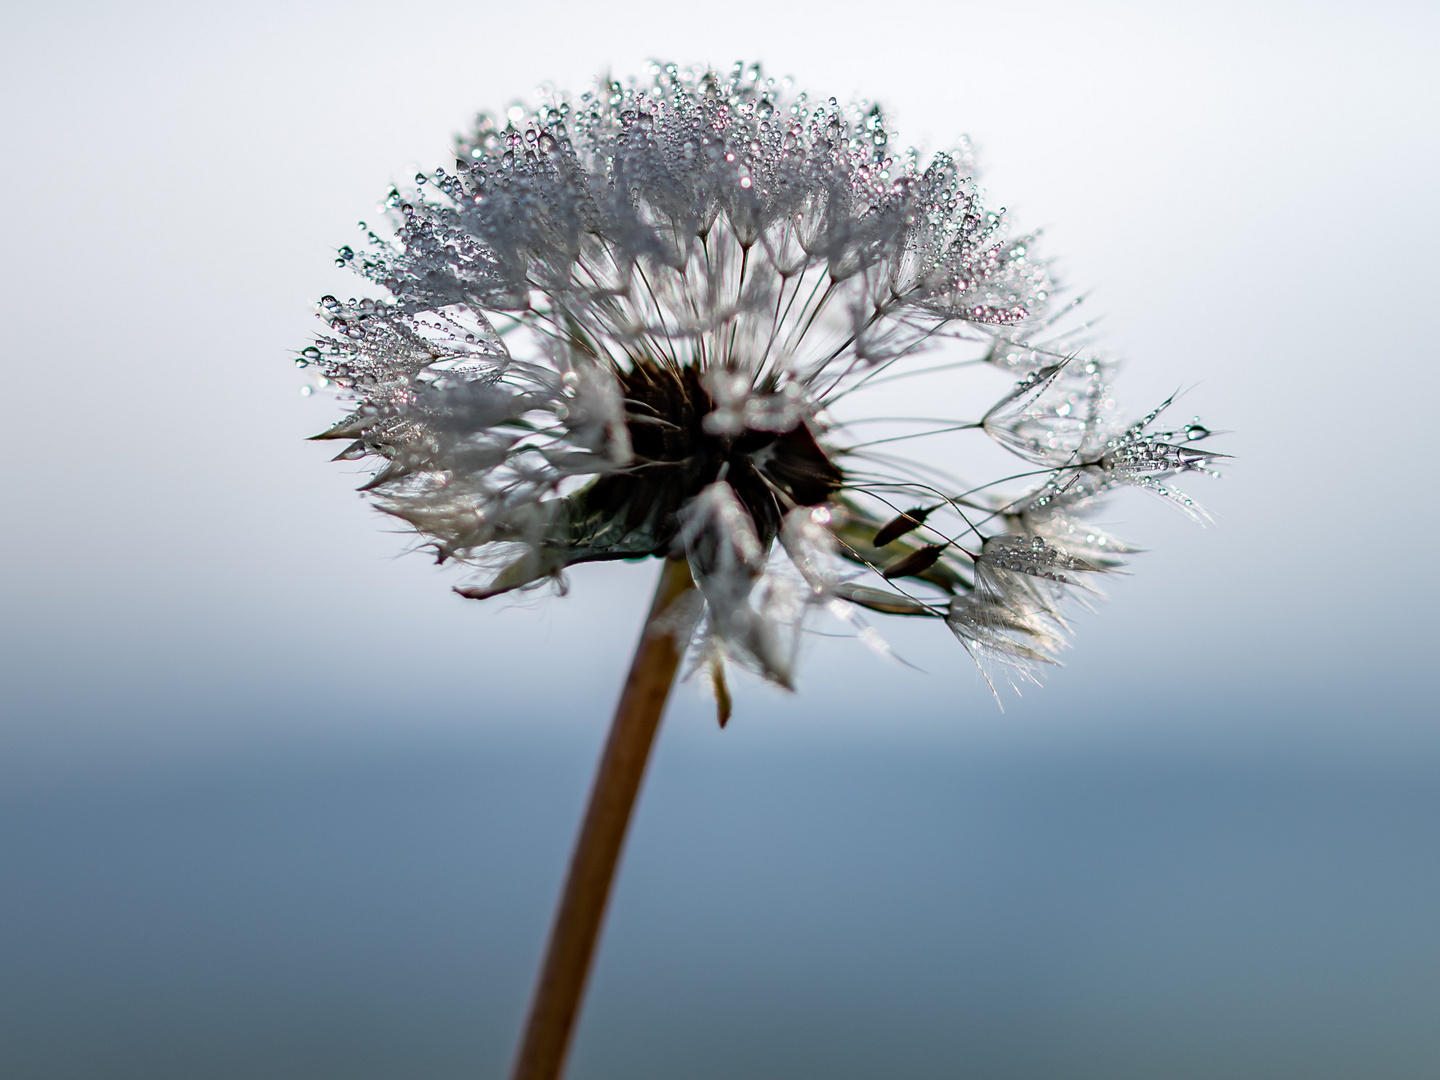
xmin=2 ymin=1 xmax=1437 ymax=1077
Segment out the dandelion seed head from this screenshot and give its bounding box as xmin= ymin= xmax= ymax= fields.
xmin=304 ymin=60 xmax=1221 ymax=699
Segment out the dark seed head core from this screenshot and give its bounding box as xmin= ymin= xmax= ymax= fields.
xmin=563 ymin=360 xmax=843 ymax=563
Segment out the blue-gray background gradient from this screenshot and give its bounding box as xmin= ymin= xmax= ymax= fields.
xmin=3 ymin=1 xmax=1437 ymax=1077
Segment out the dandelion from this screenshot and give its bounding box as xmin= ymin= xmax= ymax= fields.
xmin=302 ymin=60 xmax=1221 ymax=1080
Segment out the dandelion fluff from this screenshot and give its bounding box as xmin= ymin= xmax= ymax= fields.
xmin=304 ymin=59 xmax=1221 ymax=696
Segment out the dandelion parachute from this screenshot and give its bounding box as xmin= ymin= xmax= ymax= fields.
xmin=303 ymin=60 xmax=1222 ymax=700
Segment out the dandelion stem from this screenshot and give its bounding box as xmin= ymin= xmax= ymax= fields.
xmin=509 ymin=555 xmax=697 ymax=1080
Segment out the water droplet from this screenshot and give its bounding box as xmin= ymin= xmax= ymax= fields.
xmin=1185 ymin=423 xmax=1210 ymax=441
xmin=300 ymin=386 xmax=313 ymax=396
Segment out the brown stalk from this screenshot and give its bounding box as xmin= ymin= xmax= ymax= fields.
xmin=508 ymin=555 xmax=697 ymax=1080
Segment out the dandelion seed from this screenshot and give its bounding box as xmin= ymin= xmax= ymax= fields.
xmin=873 ymin=505 xmax=937 ymax=547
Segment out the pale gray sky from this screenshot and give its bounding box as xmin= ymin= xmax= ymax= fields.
xmin=2 ymin=0 xmax=1436 ymax=762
